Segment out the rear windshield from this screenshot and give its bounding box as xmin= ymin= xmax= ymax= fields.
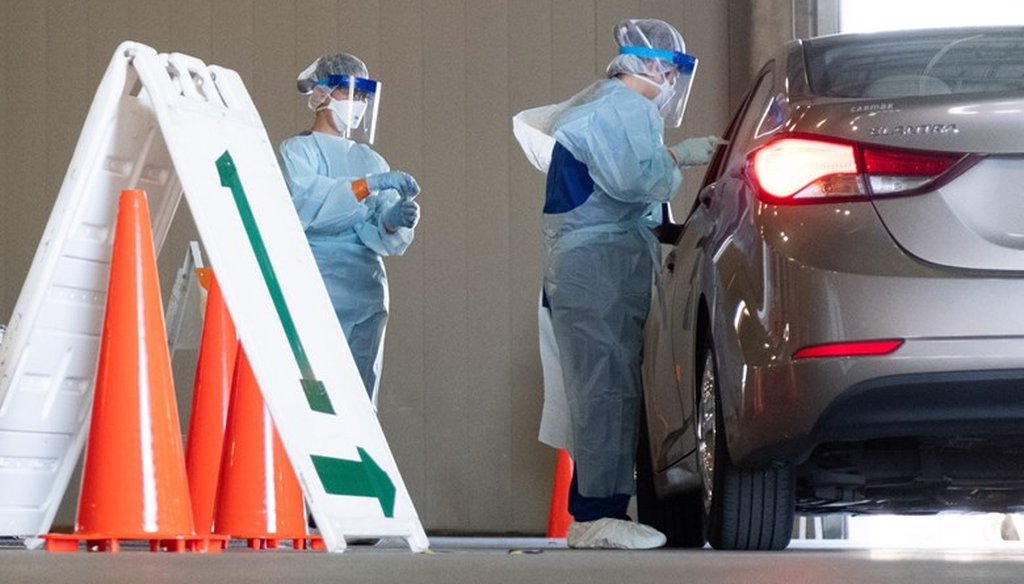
xmin=806 ymin=29 xmax=1024 ymax=99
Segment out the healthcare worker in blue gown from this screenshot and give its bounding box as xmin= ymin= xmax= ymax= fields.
xmin=279 ymin=52 xmax=421 ymax=408
xmin=513 ymin=19 xmax=718 ymax=549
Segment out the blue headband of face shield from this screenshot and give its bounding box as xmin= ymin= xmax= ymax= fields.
xmin=314 ymin=74 xmax=379 ymax=97
xmin=618 ymin=46 xmax=697 ymax=74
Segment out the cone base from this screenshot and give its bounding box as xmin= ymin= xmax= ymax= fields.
xmin=43 ymin=533 xmax=229 ymax=553
xmin=235 ymin=535 xmax=324 ymax=551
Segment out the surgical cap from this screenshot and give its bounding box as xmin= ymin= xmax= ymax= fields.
xmin=296 ymin=52 xmax=370 ymax=94
xmin=606 ymin=18 xmax=686 ymax=78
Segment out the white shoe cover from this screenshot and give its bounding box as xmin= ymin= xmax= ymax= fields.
xmin=566 ymin=518 xmax=667 ymax=549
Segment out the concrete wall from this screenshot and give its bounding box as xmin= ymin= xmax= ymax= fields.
xmin=750 ymin=0 xmax=841 ymax=75
xmin=0 ymin=0 xmax=763 ymax=534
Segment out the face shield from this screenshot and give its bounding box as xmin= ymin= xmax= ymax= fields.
xmin=619 ymin=46 xmax=697 ymax=128
xmin=315 ymin=74 xmax=381 ymax=144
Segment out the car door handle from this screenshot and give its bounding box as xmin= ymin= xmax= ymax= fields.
xmin=698 ymin=184 xmax=717 ymax=207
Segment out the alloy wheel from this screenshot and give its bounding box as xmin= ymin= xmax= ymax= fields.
xmin=696 ymin=352 xmax=717 ymax=514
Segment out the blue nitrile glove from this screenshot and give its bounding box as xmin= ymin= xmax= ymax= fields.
xmin=383 ymin=198 xmax=420 ymax=231
xmin=669 ymin=135 xmax=722 ymax=167
xmin=365 ymin=171 xmax=421 ymax=200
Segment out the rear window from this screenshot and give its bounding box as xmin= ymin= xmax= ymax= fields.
xmin=806 ymin=29 xmax=1024 ymax=99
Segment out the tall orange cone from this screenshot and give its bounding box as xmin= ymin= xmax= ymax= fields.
xmin=184 ymin=271 xmax=238 ymax=536
xmin=546 ymin=449 xmax=574 ymax=538
xmin=213 ymin=348 xmax=311 ymax=549
xmin=45 ymin=189 xmax=217 ymax=553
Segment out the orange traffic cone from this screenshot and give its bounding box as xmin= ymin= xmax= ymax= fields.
xmin=546 ymin=449 xmax=574 ymax=538
xmin=213 ymin=348 xmax=313 ymax=550
xmin=184 ymin=271 xmax=238 ymax=536
xmin=44 ymin=189 xmax=220 ymax=553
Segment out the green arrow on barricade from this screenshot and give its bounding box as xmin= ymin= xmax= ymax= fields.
xmin=312 ymin=448 xmax=397 ymax=518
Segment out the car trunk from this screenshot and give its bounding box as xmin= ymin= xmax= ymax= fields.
xmin=792 ymin=94 xmax=1024 ymax=272
xmin=871 ymin=155 xmax=1024 ymax=272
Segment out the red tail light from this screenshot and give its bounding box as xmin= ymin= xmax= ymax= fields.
xmin=792 ymin=339 xmax=904 ymax=360
xmin=749 ymin=135 xmax=971 ymax=203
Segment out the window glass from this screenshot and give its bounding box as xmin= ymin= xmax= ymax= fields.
xmin=698 ymin=68 xmax=768 ymax=192
xmin=723 ymin=68 xmax=776 ymax=171
xmin=806 ymin=30 xmax=1024 ymax=98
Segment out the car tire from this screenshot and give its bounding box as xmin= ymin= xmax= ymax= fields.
xmin=700 ymin=334 xmax=796 ymax=551
xmin=636 ymin=409 xmax=705 ymax=548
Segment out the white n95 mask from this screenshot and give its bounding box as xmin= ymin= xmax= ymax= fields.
xmin=328 ymin=99 xmax=368 ymax=135
xmin=636 ymin=74 xmax=675 ymax=109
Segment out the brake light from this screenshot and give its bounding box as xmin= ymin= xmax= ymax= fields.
xmin=749 ymin=136 xmax=969 ymax=202
xmin=751 ymin=138 xmax=860 ymax=199
xmin=792 ymin=339 xmax=904 ymax=360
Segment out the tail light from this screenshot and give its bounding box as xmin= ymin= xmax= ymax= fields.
xmin=748 ymin=135 xmax=975 ymax=203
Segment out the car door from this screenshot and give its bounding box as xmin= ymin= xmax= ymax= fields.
xmin=644 ymin=65 xmax=777 ymax=476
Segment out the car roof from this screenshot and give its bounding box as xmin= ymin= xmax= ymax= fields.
xmin=801 ymin=25 xmax=1024 ymax=53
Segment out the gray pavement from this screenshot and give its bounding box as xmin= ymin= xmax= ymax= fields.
xmin=4 ymin=538 xmax=1024 ymax=583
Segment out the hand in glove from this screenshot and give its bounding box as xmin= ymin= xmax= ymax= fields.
xmin=383 ymin=198 xmax=421 ymax=231
xmin=365 ymin=171 xmax=421 ymax=200
xmin=669 ymin=136 xmax=722 ymax=167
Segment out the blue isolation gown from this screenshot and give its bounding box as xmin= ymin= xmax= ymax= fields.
xmin=278 ymin=131 xmax=414 ymax=405
xmin=542 ymin=79 xmax=681 ymax=497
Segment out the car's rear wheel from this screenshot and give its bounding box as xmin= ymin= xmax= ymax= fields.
xmin=699 ymin=334 xmax=795 ymax=550
xmin=636 ymin=408 xmax=705 ymax=548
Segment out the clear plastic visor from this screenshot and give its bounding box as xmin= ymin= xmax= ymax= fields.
xmin=661 ymin=64 xmax=695 ymax=128
xmin=317 ymin=74 xmax=381 ymax=144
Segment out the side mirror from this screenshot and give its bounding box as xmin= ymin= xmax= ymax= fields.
xmin=652 ymin=202 xmax=683 ymax=245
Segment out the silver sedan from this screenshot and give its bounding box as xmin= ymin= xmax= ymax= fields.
xmin=639 ymin=27 xmax=1024 ymax=550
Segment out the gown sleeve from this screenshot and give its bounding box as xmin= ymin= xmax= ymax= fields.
xmin=278 ymin=137 xmax=365 ymax=235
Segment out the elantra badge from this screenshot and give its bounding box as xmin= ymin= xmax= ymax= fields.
xmin=868 ymin=123 xmax=959 ymax=137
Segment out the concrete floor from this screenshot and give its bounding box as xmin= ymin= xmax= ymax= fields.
xmin=4 ymin=538 xmax=1024 ymax=584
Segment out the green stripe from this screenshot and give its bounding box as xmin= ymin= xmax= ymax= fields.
xmin=216 ymin=151 xmax=334 ymax=415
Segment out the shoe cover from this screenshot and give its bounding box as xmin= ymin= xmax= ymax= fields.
xmin=566 ymin=518 xmax=667 ymax=549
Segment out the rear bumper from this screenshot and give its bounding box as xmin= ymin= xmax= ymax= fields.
xmin=730 ymin=338 xmax=1024 ymax=466
xmin=712 ymin=206 xmax=1024 ymax=465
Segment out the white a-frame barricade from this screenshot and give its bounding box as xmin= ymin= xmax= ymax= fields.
xmin=0 ymin=41 xmax=428 ymax=552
